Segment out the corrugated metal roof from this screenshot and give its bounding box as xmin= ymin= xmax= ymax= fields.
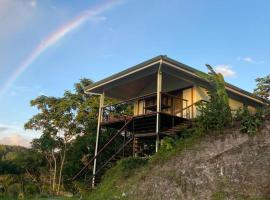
xmin=85 ymin=55 xmax=268 ymax=105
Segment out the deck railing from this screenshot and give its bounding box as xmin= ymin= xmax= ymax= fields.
xmin=102 ymin=93 xmax=156 ymax=123
xmin=102 ymin=92 xmax=192 ymax=123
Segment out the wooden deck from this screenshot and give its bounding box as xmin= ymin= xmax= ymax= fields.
xmin=101 ymin=112 xmax=189 ymax=136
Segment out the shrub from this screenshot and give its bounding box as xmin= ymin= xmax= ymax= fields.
xmin=195 ymin=64 xmax=231 ymax=132
xmin=235 ymin=107 xmax=263 ymax=135
xmin=160 ymin=137 xmax=176 ymax=152
xmin=7 ymin=183 xmax=21 ymax=197
xmin=24 ymin=184 xmax=39 ymax=196
xmin=18 ymin=192 xmax=24 ymax=199
xmin=195 ymin=99 xmax=231 ymax=132
xmin=116 ymin=157 xmax=148 ymax=179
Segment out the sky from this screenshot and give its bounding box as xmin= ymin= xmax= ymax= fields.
xmin=0 ymin=0 xmax=269 ymax=147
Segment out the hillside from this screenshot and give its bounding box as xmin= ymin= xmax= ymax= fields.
xmin=0 ymin=144 xmax=27 ymax=161
xmin=89 ymin=119 xmax=270 ymax=200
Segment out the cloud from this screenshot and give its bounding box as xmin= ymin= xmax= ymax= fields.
xmin=29 ymin=0 xmax=37 ymax=7
xmin=0 ymin=134 xmax=31 ymax=147
xmin=242 ymin=57 xmax=254 ymax=63
xmin=237 ymin=56 xmax=264 ymax=64
xmin=0 ymin=127 xmax=8 ymax=132
xmin=0 ymin=124 xmax=40 ymax=147
xmin=215 ymin=64 xmax=236 ymax=77
xmin=89 ymin=16 xmax=107 ymax=24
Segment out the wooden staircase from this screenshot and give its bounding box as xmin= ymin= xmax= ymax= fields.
xmin=72 ymin=112 xmax=193 ymax=187
xmin=71 ymin=118 xmax=134 ymax=186
xmin=162 ymin=120 xmax=192 ymax=135
xmin=92 ymin=135 xmax=134 ymax=186
xmin=133 ymin=114 xmax=156 ymax=134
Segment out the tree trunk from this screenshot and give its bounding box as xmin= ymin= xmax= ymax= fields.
xmin=52 ymin=149 xmax=57 ymax=194
xmin=57 ymin=142 xmax=66 ymax=195
xmin=45 ymin=154 xmax=53 ymax=194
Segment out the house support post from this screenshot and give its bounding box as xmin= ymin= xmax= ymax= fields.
xmin=156 ymin=61 xmax=162 ymax=152
xmin=92 ymin=92 xmax=104 ymax=188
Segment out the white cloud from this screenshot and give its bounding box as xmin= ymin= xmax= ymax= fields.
xmin=0 ymin=133 xmax=31 ymax=147
xmin=243 ymin=57 xmax=254 ymax=63
xmin=89 ymin=16 xmax=107 ymax=24
xmin=215 ymin=64 xmax=236 ymax=77
xmin=29 ymin=0 xmax=37 ymax=7
xmin=0 ymin=123 xmax=40 ymax=147
xmin=237 ymin=56 xmax=262 ymax=64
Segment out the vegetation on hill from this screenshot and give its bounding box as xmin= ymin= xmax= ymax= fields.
xmin=87 ymin=66 xmax=270 ymax=200
xmin=254 ymin=74 xmax=270 ymax=101
xmin=0 ymin=67 xmax=269 ymax=199
xmin=88 ymin=118 xmax=270 ymax=200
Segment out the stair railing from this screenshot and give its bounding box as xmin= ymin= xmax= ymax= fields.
xmin=90 ymin=136 xmax=134 ymax=183
xmin=72 ymin=117 xmax=133 ymax=181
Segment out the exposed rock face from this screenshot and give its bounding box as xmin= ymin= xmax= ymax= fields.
xmin=129 ymin=121 xmax=270 ymax=200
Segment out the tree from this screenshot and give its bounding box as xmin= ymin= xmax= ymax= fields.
xmin=254 ymin=75 xmax=270 ymax=101
xmin=25 ymin=79 xmax=117 ymax=195
xmin=30 ymin=134 xmax=58 ymax=194
xmin=25 ymin=78 xmax=122 ymax=195
xmin=195 ymin=64 xmax=232 ymax=131
xmin=24 ymin=95 xmax=62 ymax=194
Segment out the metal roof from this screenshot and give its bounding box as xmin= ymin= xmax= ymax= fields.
xmin=85 ymin=55 xmax=267 ymax=105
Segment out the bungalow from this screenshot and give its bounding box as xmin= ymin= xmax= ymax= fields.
xmin=80 ymin=55 xmax=266 ymax=186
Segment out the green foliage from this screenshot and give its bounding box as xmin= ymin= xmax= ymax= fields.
xmin=150 ymin=129 xmax=201 ymax=164
xmin=24 ymin=184 xmax=39 ymax=196
xmin=195 ymin=64 xmax=231 ymax=132
xmin=10 ymin=73 xmax=268 ymax=199
xmin=115 ymin=157 xmax=148 ymax=178
xmin=88 ymin=157 xmax=147 ymax=200
xmin=212 ymin=191 xmax=226 ymax=200
xmin=253 ymin=74 xmax=270 ymax=101
xmin=6 ymin=183 xmax=21 ymax=198
xmin=0 ymin=161 xmax=21 ymax=174
xmin=21 ymin=78 xmax=120 ymax=196
xmin=87 ymin=131 xmax=202 ymax=200
xmin=24 ymin=78 xmax=105 ymax=195
xmin=0 ymin=145 xmax=26 ymax=160
xmin=160 ymin=137 xmax=176 ymax=152
xmin=0 ymin=145 xmax=45 ymax=198
xmin=235 ymin=107 xmax=263 ymax=135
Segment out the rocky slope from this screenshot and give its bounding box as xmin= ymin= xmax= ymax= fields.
xmin=127 ymin=121 xmax=270 ymax=200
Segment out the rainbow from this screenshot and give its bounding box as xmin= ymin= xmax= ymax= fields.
xmin=0 ymin=0 xmax=122 ymax=98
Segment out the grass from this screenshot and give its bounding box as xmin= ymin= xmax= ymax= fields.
xmin=87 ymin=157 xmax=147 ymax=200
xmin=29 ymin=197 xmax=78 ymax=200
xmin=0 ymin=193 xmax=81 ymax=200
xmin=0 ymin=196 xmax=79 ymax=200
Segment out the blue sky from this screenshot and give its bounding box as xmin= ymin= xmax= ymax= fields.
xmin=0 ymin=0 xmax=269 ymax=146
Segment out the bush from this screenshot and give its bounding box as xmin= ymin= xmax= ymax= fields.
xmin=235 ymin=107 xmax=263 ymax=135
xmin=160 ymin=137 xmax=176 ymax=152
xmin=7 ymin=183 xmax=21 ymax=197
xmin=24 ymin=184 xmax=39 ymax=196
xmin=195 ymin=99 xmax=231 ymax=132
xmin=116 ymin=157 xmax=148 ymax=179
xmin=195 ymin=64 xmax=232 ymax=132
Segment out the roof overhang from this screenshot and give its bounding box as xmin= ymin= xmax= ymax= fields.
xmin=85 ymin=55 xmax=267 ymax=105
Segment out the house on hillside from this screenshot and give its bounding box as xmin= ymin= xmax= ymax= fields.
xmin=83 ymin=55 xmax=266 ymax=186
